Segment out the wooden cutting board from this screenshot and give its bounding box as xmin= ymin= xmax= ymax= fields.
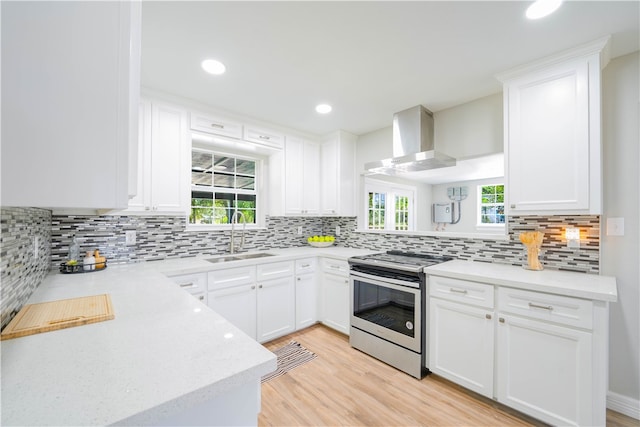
xmin=1 ymin=294 xmax=114 ymax=340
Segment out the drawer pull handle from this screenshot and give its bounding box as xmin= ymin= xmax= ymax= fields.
xmin=179 ymin=282 xmax=195 ymax=288
xmin=450 ymin=288 xmax=468 ymax=294
xmin=330 ymin=265 xmax=340 ymax=269
xmin=198 ymin=295 xmax=204 ymax=301
xmin=258 ymin=135 xmax=271 ymax=140
xmin=485 ymin=314 xmax=492 ymax=320
xmin=528 ymin=302 xmax=553 ymax=311
xmin=499 ymin=317 xmax=505 ymax=323
xmin=210 ymin=123 xmax=224 ymax=129
xmin=301 ymin=264 xmax=310 ymax=267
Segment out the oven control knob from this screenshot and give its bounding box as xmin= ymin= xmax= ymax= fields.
xmin=405 ymin=321 xmax=414 ymax=330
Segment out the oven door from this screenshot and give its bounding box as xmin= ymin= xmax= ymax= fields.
xmin=350 ymin=270 xmax=422 ymax=353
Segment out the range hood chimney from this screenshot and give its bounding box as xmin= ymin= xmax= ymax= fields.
xmin=365 ymin=105 xmax=456 ymax=175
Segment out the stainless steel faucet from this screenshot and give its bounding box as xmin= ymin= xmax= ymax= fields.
xmin=229 ymin=210 xmax=246 ymax=254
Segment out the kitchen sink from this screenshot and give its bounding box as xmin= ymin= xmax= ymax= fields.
xmin=205 ymin=252 xmax=276 ymax=264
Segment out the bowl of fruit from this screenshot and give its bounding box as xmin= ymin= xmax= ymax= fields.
xmin=307 ymin=235 xmax=335 ymax=248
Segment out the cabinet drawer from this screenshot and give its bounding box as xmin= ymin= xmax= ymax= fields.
xmin=190 ymin=112 xmax=243 ymax=139
xmin=295 ymin=257 xmax=317 ymax=274
xmin=498 ymin=287 xmax=593 ymax=330
xmin=429 ymin=276 xmax=494 ymax=309
xmin=170 ymin=273 xmax=207 ymax=296
xmin=243 ymin=126 xmax=284 ymax=149
xmin=208 ymin=267 xmax=256 ymax=291
xmin=322 ymin=258 xmax=349 ymax=276
xmin=257 ymin=261 xmax=294 ymax=281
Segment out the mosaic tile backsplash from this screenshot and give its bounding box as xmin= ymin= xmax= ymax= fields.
xmin=1 ymin=207 xmax=52 ymax=329
xmin=342 ymin=215 xmax=600 ymax=274
xmin=50 ymin=214 xmax=600 ymax=274
xmin=3 ymin=210 xmax=599 ymax=329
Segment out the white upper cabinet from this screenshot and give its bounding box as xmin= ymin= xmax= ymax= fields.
xmin=283 ymin=137 xmax=320 ymax=215
xmin=320 ymin=131 xmax=357 ymax=216
xmin=1 ymin=1 xmax=141 ymax=211
xmin=497 ymin=37 xmax=610 ymax=215
xmin=190 ymin=111 xmax=243 ymax=139
xmin=122 ymin=99 xmax=190 ymax=214
xmin=243 ymin=126 xmax=285 ymax=150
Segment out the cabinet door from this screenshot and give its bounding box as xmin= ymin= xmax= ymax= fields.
xmin=321 ymin=273 xmax=350 ymax=335
xmin=320 ymin=131 xmax=356 ymax=216
xmin=496 ymin=314 xmax=593 ymax=426
xmin=429 ymin=298 xmax=494 ymax=398
xmin=126 ymin=100 xmax=152 ymax=211
xmin=1 ymin=1 xmax=140 ymax=211
xmin=208 ymin=284 xmax=257 ymax=340
xmin=150 ymin=103 xmax=190 ymax=213
xmin=320 ymin=139 xmax=338 ymax=215
xmin=302 ymin=141 xmax=320 ymax=215
xmin=505 ymin=59 xmax=591 ymax=213
xmin=257 ymin=276 xmax=295 ymax=342
xmin=295 ymin=273 xmax=317 ymax=330
xmin=284 ymin=137 xmax=320 ymax=215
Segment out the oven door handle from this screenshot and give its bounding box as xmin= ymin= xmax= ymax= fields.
xmin=349 ymin=270 xmax=421 ymax=289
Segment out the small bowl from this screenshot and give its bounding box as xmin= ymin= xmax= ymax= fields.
xmin=308 ymin=241 xmax=334 ymax=248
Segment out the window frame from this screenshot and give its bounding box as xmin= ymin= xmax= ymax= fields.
xmin=363 ymin=178 xmax=416 ymax=232
xmin=476 ymin=183 xmax=506 ymax=228
xmin=187 ymin=147 xmax=265 ymax=230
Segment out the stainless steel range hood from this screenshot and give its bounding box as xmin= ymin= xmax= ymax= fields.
xmin=365 ymin=105 xmax=456 ymax=175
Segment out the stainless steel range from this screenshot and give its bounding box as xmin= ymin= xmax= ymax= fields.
xmin=348 ymin=251 xmax=452 ymax=378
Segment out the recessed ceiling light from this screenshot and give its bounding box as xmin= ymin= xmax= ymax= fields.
xmin=201 ymin=59 xmax=226 ymax=75
xmin=315 ymin=104 xmax=332 ymax=114
xmin=526 ymin=0 xmax=563 ymax=19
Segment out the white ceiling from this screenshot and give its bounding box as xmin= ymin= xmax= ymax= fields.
xmin=141 ymin=1 xmax=639 ymax=137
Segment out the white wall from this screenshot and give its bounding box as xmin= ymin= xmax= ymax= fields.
xmin=431 ymin=178 xmax=505 ymax=234
xmin=601 ymin=51 xmax=640 ymax=412
xmin=434 ymin=92 xmax=503 ymax=159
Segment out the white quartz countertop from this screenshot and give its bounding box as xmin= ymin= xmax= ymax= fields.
xmin=156 ymin=246 xmax=377 ymax=277
xmin=425 ymin=260 xmax=617 ymax=302
xmin=1 ymin=246 xmax=374 ymax=426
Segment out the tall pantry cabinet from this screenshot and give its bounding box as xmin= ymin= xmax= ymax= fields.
xmin=1 ymin=1 xmax=141 ymax=211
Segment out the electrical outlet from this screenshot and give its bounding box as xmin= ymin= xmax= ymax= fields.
xmin=335 ymin=226 xmax=341 ymax=236
xmin=297 ymin=226 xmax=303 ymax=235
xmin=125 ymin=230 xmax=137 ymax=245
xmin=606 ymin=217 xmax=624 ymax=236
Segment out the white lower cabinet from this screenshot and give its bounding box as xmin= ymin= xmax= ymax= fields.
xmin=320 ymin=258 xmax=350 ymax=335
xmin=496 ymin=314 xmax=592 ymax=426
xmin=256 ymin=269 xmax=296 ymax=343
xmin=496 ymin=287 xmax=598 ymax=426
xmin=295 ymin=258 xmax=318 ymax=330
xmin=208 ymin=266 xmax=257 ymax=339
xmin=207 ymin=261 xmax=295 ymax=343
xmin=427 ymin=275 xmax=608 ymax=427
xmin=429 ymin=276 xmax=495 ymax=398
xmin=168 ymin=272 xmax=208 ymax=304
xmin=429 ymin=298 xmax=494 ymax=398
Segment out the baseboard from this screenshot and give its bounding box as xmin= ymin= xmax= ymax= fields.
xmin=608 ymin=391 xmax=640 ymax=420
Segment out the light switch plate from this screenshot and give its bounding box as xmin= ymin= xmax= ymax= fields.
xmin=606 ymin=217 xmax=624 ymax=236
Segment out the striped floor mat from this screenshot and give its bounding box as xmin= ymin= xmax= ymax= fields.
xmin=261 ymin=341 xmax=317 ymax=383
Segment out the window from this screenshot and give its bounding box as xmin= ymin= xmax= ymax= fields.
xmin=189 ymin=149 xmax=259 ymax=226
xmin=365 ymin=179 xmax=415 ymax=231
xmin=478 ymin=184 xmax=505 ymax=225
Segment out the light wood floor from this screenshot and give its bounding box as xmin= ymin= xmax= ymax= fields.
xmin=259 ymin=324 xmax=639 ymax=427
